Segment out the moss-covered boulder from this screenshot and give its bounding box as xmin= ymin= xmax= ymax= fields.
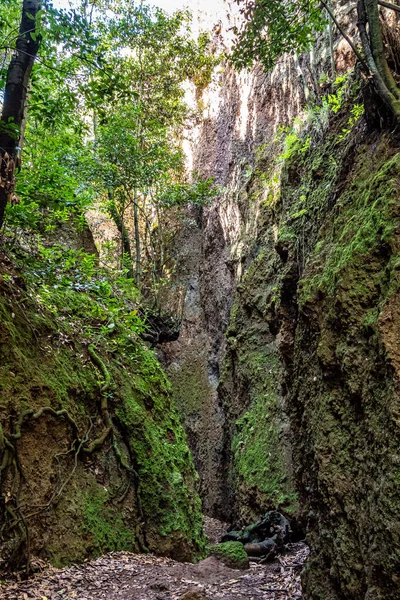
xmin=209 ymin=541 xmax=249 ymax=569
xmin=0 ymin=267 xmax=205 ymax=570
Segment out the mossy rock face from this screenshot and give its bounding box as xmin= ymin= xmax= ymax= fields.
xmin=217 ymin=82 xmax=400 ymax=598
xmin=209 ymin=542 xmax=249 ymax=570
xmin=165 ymin=332 xmax=225 ymax=517
xmin=217 ymin=194 xmax=299 ymax=524
xmin=289 ymin=135 xmax=400 ymax=600
xmin=276 ymin=127 xmax=400 ymax=600
xmin=0 ymin=273 xmax=205 ymax=570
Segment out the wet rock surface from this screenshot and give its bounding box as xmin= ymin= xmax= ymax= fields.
xmin=0 ymin=543 xmax=308 ymax=599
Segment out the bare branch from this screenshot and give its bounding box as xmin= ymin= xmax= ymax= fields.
xmin=378 ymin=0 xmax=400 ymax=13
xmin=320 ymin=0 xmax=370 ymax=73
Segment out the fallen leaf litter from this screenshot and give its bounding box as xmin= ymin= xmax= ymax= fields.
xmin=0 ymin=542 xmax=308 ymax=600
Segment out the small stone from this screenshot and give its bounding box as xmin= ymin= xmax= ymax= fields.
xmin=244 ymin=538 xmax=278 ymax=561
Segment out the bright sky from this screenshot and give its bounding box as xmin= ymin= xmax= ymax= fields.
xmin=52 ymin=0 xmax=223 ymax=15
xmin=153 ymin=0 xmax=226 ymax=15
xmin=52 ymin=0 xmax=227 ymax=39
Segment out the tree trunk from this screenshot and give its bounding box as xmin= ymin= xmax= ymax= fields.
xmin=322 ymin=0 xmax=400 ymax=122
xmin=155 ymin=201 xmax=165 ymax=282
xmin=364 ymin=0 xmax=400 ymax=99
xmin=133 ymin=188 xmax=141 ymax=287
xmin=293 ymin=55 xmax=310 ymax=103
xmin=326 ymin=1 xmax=336 ymax=80
xmin=107 ymin=189 xmax=134 ymax=278
xmin=357 ymin=0 xmax=400 ymax=122
xmin=0 ymin=0 xmax=41 ymax=227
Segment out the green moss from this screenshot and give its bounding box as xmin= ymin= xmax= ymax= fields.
xmin=279 ymin=126 xmax=400 ymax=598
xmin=167 ymin=338 xmax=214 ymax=417
xmin=299 ymin=146 xmax=400 ymax=307
xmin=209 ymin=541 xmax=249 ymax=569
xmin=83 ymin=486 xmax=136 ymax=553
xmin=231 ymin=348 xmax=297 ymax=512
xmin=0 ymin=286 xmax=97 ymax=418
xmin=0 ymin=273 xmax=205 ymax=565
xmin=220 ymin=235 xmax=298 ymax=518
xmin=115 ymin=349 xmax=206 ymax=559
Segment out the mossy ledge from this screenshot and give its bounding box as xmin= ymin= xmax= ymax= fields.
xmin=0 ymin=270 xmax=205 ymax=571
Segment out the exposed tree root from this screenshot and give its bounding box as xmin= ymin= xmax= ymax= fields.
xmin=88 ymin=344 xmax=111 ymax=393
xmin=0 ymin=345 xmax=138 ymax=575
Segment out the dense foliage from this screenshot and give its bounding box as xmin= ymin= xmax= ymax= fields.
xmin=0 ymin=0 xmax=219 ymax=335
xmin=231 ymin=0 xmax=325 ymax=71
xmin=0 ymin=3 xmax=216 ymax=572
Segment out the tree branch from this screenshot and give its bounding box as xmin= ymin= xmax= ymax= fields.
xmin=320 ymin=0 xmax=369 ymax=73
xmin=378 ymin=0 xmax=400 ymax=13
xmin=357 ymin=0 xmax=400 ymax=118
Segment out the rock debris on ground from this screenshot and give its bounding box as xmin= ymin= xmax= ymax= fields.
xmin=0 ymin=542 xmax=308 ymax=600
xmin=203 ymin=516 xmax=231 ymax=546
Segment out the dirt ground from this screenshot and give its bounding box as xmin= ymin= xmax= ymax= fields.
xmin=0 ymin=545 xmax=308 ymax=599
xmin=0 ymin=518 xmax=308 ymax=600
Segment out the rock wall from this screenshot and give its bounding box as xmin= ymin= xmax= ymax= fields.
xmin=215 ymin=84 xmax=400 ymax=597
xmin=0 ymin=255 xmax=205 ymax=571
xmin=162 ymin=0 xmax=343 ymax=519
xmin=162 ymin=2 xmax=400 ymax=598
xmin=287 ymin=128 xmax=400 ymax=600
xmin=161 ymin=8 xmax=306 ymax=517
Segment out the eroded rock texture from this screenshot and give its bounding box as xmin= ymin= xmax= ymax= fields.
xmin=210 ymin=114 xmax=400 ymax=598
xmin=288 ymin=133 xmax=400 ymax=600
xmin=0 ymin=258 xmax=205 ymax=571
xmin=160 ymin=28 xmax=305 ymax=519
xmin=162 ymin=5 xmax=400 ymax=599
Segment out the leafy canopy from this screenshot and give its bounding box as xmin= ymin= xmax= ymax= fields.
xmin=2 ymin=0 xmax=219 ymax=334
xmin=231 ymin=0 xmax=325 ymax=70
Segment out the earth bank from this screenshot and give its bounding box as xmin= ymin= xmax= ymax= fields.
xmin=0 ymin=253 xmax=205 ymax=571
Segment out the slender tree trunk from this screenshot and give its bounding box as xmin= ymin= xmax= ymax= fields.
xmin=364 ymin=0 xmax=400 ymax=99
xmin=155 ymin=201 xmax=165 ymax=281
xmin=143 ymin=211 xmax=159 ymax=307
xmin=293 ymin=55 xmax=310 ymax=103
xmin=309 ymin=48 xmax=321 ymax=101
xmin=141 ymin=191 xmax=158 ymax=297
xmin=378 ymin=0 xmax=400 ymax=13
xmin=0 ymin=0 xmax=41 ymax=227
xmin=326 ymin=1 xmax=336 ymax=80
xmin=107 ymin=189 xmax=134 ymax=278
xmin=357 ymin=0 xmax=400 ymax=120
xmin=321 ymin=0 xmax=368 ymax=70
xmin=133 ymin=188 xmax=141 ymax=287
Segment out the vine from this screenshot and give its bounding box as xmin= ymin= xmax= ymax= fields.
xmin=0 ymin=345 xmax=137 ymax=575
xmin=88 ymin=344 xmax=111 ymax=393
